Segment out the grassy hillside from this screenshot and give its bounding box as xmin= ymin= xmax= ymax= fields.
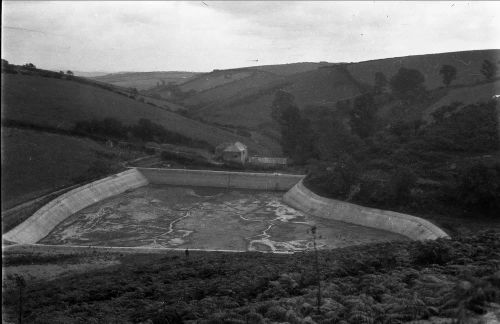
xmin=179 ymin=68 xmax=258 ymax=92
xmin=1 ymin=73 xmax=268 ymax=153
xmin=190 ymin=66 xmax=363 ymax=129
xmin=93 ymin=71 xmax=200 ymax=90
xmin=1 ymin=127 xmax=140 ymax=211
xmin=182 ymin=50 xmax=499 ymax=154
xmin=284 ymin=66 xmax=364 ymax=107
xmin=73 ymin=71 xmax=109 ymax=78
xmin=183 ymin=70 xmax=284 ymax=108
xmin=245 ymin=61 xmax=336 ymax=76
xmin=150 ymin=63 xmax=337 ymax=103
xmin=346 ymin=49 xmax=500 ymax=90
xmin=422 ymin=80 xmax=500 ymax=121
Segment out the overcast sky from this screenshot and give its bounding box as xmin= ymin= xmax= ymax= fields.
xmin=2 ymin=1 xmax=499 ymax=72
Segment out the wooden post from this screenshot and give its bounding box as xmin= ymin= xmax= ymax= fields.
xmin=311 ymin=226 xmax=321 ymax=314
xmin=15 ymin=275 xmax=26 ymax=324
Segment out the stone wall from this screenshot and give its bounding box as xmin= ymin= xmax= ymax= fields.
xmin=284 ymin=180 xmax=449 ymax=241
xmin=137 ymin=168 xmax=304 ymax=191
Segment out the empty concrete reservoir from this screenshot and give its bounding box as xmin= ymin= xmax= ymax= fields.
xmin=5 ymin=168 xmax=447 ymax=252
xmin=40 ymin=185 xmax=407 ymax=252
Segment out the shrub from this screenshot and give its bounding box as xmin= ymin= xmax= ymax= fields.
xmin=356 ymin=177 xmax=394 ymax=207
xmin=423 ymin=101 xmax=499 ymax=153
xmin=388 ymin=167 xmax=417 ymax=205
xmin=71 ymin=159 xmax=119 ymax=184
xmin=412 ymin=240 xmax=454 ymax=266
xmin=480 ymin=59 xmax=498 ymax=80
xmin=456 ymin=162 xmax=500 ymax=216
xmin=305 ymin=156 xmax=360 ymax=200
xmin=265 ymin=305 xmax=288 ymax=321
xmin=236 ymin=128 xmax=252 ymax=137
xmin=439 ymin=64 xmax=457 ymax=87
xmin=389 ymin=67 xmax=426 ymax=101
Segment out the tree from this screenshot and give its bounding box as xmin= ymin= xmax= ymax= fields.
xmin=270 ymin=90 xmax=315 ymax=163
xmin=389 ymin=167 xmax=417 ymax=204
xmin=480 ymin=60 xmax=498 ymax=80
xmin=389 ymin=67 xmax=426 ymax=100
xmin=289 ymin=117 xmax=316 ymax=164
xmin=306 ymin=155 xmax=360 ymax=199
xmin=439 ymin=64 xmax=457 ymax=87
xmin=456 ymin=162 xmax=500 ymax=215
xmin=66 ymin=70 xmax=74 ymax=76
xmin=374 ymin=72 xmax=388 ymax=94
xmin=271 ymin=90 xmax=297 ymax=124
xmin=349 ymin=93 xmax=378 ymax=138
xmin=271 ymin=91 xmax=300 ymax=152
xmin=315 ymin=116 xmax=362 ymax=162
xmin=23 ymin=63 xmax=36 ymax=69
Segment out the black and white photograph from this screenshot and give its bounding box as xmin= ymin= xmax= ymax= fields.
xmin=1 ymin=1 xmax=500 ymax=323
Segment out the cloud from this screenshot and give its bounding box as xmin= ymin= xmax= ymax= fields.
xmin=1 ymin=1 xmax=499 ymax=72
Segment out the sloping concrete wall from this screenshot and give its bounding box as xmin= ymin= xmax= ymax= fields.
xmin=3 ymin=169 xmax=149 ymax=244
xmin=137 ymin=168 xmax=304 ymax=191
xmin=284 ymin=180 xmax=449 ymax=241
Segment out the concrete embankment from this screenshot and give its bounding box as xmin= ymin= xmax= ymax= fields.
xmin=3 ymin=169 xmax=149 ymax=244
xmin=284 ymin=180 xmax=449 ymax=241
xmin=137 ymin=167 xmax=304 ymax=191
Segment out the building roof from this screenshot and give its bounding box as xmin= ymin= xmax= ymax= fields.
xmin=223 ymin=141 xmax=247 ymax=152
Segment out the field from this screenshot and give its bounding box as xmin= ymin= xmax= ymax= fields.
xmin=3 ymin=231 xmax=499 ymax=323
xmin=179 ymin=69 xmax=257 ymax=92
xmin=189 ymin=66 xmax=362 ymax=129
xmin=422 ymin=79 xmax=500 ymax=121
xmin=93 ymin=71 xmax=200 ymax=90
xmin=0 ymin=127 xmax=150 ymax=235
xmin=1 ymin=73 xmax=269 ymax=153
xmin=246 ymin=62 xmax=336 ymax=76
xmin=183 ymin=70 xmax=283 ymax=108
xmin=0 ymin=128 xmax=141 ymax=211
xmin=40 ymin=185 xmax=405 ymax=252
xmin=346 ymin=49 xmax=500 ymax=89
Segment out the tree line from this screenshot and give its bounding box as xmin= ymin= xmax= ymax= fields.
xmin=74 ymin=118 xmax=212 ymax=149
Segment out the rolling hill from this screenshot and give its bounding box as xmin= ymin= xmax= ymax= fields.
xmin=346 ymin=49 xmax=500 ymax=89
xmin=1 ymin=73 xmax=269 ymax=153
xmin=179 ymin=68 xmax=258 ymax=93
xmin=1 ymin=67 xmax=276 ymax=219
xmin=176 ymin=62 xmax=336 ymax=94
xmin=1 ymin=127 xmax=139 ymax=211
xmin=73 ymin=71 xmax=109 ymax=78
xmin=188 ymin=65 xmax=364 ymax=129
xmin=243 ymin=61 xmax=337 ymax=76
xmin=422 ymin=79 xmax=500 ymax=121
xmin=93 ymin=71 xmax=200 ymax=90
xmin=171 ymin=49 xmax=499 ymax=139
xmin=182 ymin=70 xmax=285 ymax=108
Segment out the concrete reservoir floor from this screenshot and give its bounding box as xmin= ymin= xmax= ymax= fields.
xmin=40 ymin=185 xmax=407 ymax=253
